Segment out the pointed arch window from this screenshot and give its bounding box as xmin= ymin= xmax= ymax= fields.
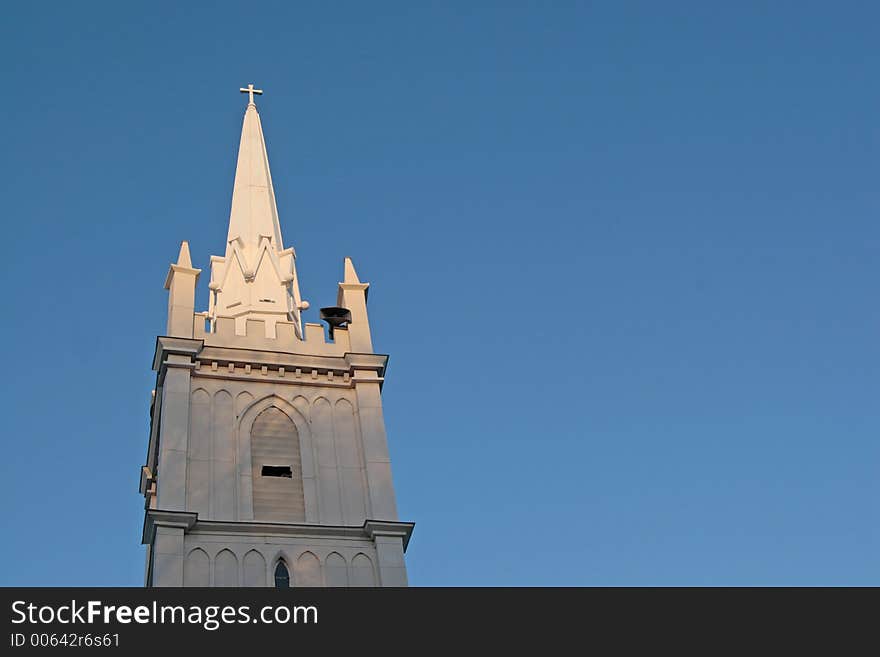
xmin=251 ymin=407 xmax=305 ymax=522
xmin=274 ymin=561 xmax=290 ymax=588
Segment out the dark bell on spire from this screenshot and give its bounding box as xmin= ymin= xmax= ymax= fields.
xmin=319 ymin=306 xmax=352 ymax=338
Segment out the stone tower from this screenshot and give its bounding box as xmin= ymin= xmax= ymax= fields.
xmin=139 ymin=86 xmax=413 ymax=587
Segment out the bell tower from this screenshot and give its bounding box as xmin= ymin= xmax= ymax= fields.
xmin=139 ymin=86 xmax=413 ymax=587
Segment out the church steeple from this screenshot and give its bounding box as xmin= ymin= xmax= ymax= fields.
xmin=207 ymin=85 xmax=307 ymax=338
xmin=144 ymin=87 xmax=412 ymax=588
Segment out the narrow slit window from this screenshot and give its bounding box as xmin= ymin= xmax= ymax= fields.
xmin=274 ymin=561 xmax=290 ymax=588
xmin=262 ymin=465 xmax=293 ymax=478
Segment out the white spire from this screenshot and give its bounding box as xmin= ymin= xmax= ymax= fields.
xmin=343 ymin=256 xmax=361 ymax=284
xmin=164 ymin=241 xmax=201 ymax=337
xmin=207 ymin=87 xmax=306 ymax=339
xmin=175 ymin=240 xmax=193 ymax=268
xmin=226 ymin=91 xmax=283 ymax=249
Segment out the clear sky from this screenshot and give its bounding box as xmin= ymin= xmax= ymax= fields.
xmin=0 ymin=1 xmax=876 ymax=586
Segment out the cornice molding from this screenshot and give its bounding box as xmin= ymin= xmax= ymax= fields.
xmin=142 ymin=509 xmax=198 ymax=544
xmin=142 ymin=510 xmax=415 ymax=552
xmin=152 ymin=336 xmax=204 ymax=372
xmin=364 ymin=520 xmax=416 ymax=551
xmin=194 ymin=345 xmax=388 ymax=377
xmin=163 ymin=263 xmax=201 ymax=289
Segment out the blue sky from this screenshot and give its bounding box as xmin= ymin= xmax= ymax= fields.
xmin=0 ymin=1 xmax=877 ymax=585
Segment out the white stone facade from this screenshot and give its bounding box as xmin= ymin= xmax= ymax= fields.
xmin=140 ymin=90 xmax=413 ymax=587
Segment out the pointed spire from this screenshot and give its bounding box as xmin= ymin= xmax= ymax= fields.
xmin=165 ymin=240 xmax=200 ymax=290
xmin=337 ymin=257 xmax=372 ymax=352
xmin=226 ymin=94 xmax=283 ymax=249
xmin=164 ymin=240 xmax=201 ymax=337
xmin=176 ymin=240 xmax=193 ymax=268
xmin=207 ymin=88 xmax=306 ymax=340
xmin=343 ymin=256 xmax=361 ymax=283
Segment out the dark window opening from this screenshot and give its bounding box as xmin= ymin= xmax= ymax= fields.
xmin=262 ymin=465 xmax=293 ymax=478
xmin=274 ymin=561 xmax=290 ymax=588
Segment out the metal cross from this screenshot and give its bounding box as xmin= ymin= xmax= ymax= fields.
xmin=239 ymin=83 xmax=263 ymax=105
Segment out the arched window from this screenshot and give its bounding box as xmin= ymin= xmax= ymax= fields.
xmin=251 ymin=407 xmax=305 ymax=522
xmin=274 ymin=561 xmax=290 ymax=588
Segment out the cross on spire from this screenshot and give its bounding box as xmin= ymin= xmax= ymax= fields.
xmin=239 ymin=83 xmax=263 ymax=106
